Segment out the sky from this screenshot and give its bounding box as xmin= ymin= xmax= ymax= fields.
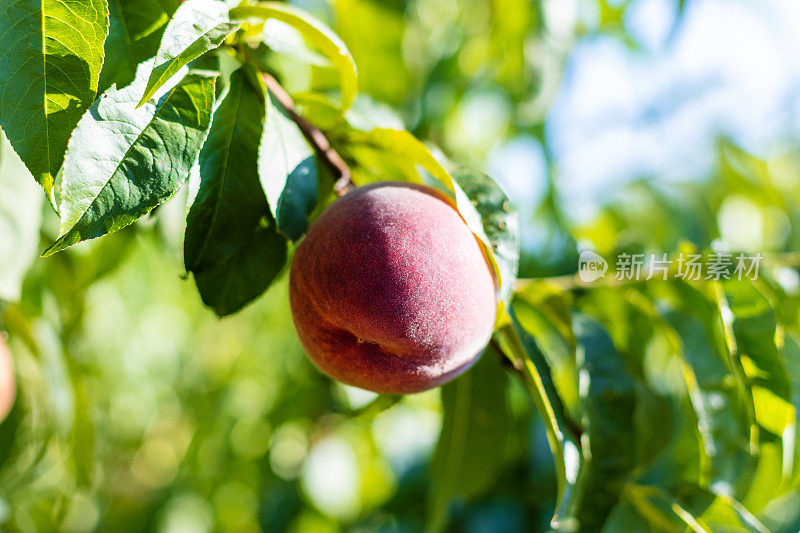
xmin=490 ymin=0 xmax=800 ymax=226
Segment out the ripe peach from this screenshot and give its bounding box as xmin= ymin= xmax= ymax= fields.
xmin=289 ymin=181 xmax=497 ymax=394
xmin=0 ymin=336 xmax=15 ymax=422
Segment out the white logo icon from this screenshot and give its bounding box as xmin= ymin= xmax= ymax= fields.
xmin=578 ymin=250 xmax=607 ymax=283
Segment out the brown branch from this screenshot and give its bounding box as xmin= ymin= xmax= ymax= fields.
xmin=261 ymin=73 xmax=353 ymax=196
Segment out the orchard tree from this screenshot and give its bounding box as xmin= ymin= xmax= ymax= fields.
xmin=0 ymin=0 xmax=799 ymax=531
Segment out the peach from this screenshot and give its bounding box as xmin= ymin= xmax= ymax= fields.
xmin=0 ymin=336 xmax=15 ymax=422
xmin=289 ymin=181 xmax=497 ymax=394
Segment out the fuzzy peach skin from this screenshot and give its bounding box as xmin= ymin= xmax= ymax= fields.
xmin=0 ymin=337 xmax=15 ymax=422
xmin=289 ymin=181 xmax=497 ymax=394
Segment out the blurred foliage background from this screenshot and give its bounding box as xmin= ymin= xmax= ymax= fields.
xmin=3 ymin=0 xmax=800 ymax=531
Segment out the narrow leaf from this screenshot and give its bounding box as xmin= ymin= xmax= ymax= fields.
xmin=675 ymin=484 xmax=770 ymax=533
xmin=0 ymin=0 xmax=109 ymax=198
xmin=722 ymin=279 xmax=792 ymax=406
xmin=428 ymin=347 xmax=509 ymax=532
xmin=623 ymin=484 xmax=710 ymax=533
xmin=230 ymin=2 xmax=358 ymax=110
xmin=258 ymin=90 xmax=318 ymax=241
xmin=139 ymin=0 xmax=241 ymax=106
xmin=498 ymin=317 xmax=582 ymax=530
xmin=100 ymin=0 xmax=180 ymax=92
xmin=664 ymin=305 xmax=755 ymax=493
xmin=571 ymin=315 xmax=637 ymax=530
xmin=185 ymin=67 xmax=268 ymax=271
xmin=44 ymin=62 xmax=217 ymax=256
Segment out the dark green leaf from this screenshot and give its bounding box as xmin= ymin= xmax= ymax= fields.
xmin=0 ymin=0 xmax=109 ymax=199
xmin=571 ymin=315 xmax=637 ymax=530
xmin=616 ymin=484 xmax=700 ymax=532
xmin=428 ymin=347 xmax=509 ymax=532
xmin=451 ymin=169 xmax=519 ymax=307
xmin=185 ymin=67 xmax=267 ymax=271
xmin=43 ymin=62 xmax=217 ymax=256
xmin=506 ymin=318 xmax=583 ymax=530
xmin=193 ymin=223 xmax=287 ymax=316
xmin=258 ymin=90 xmax=318 ymax=241
xmin=100 ymin=0 xmax=180 ymax=92
xmin=138 ymin=0 xmax=241 ymax=106
xmin=660 ymin=287 xmax=756 ymax=495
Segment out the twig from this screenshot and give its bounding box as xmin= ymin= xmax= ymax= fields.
xmin=261 ymin=73 xmax=353 ymax=195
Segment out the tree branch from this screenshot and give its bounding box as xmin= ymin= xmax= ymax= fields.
xmin=261 ymin=73 xmax=353 ymax=195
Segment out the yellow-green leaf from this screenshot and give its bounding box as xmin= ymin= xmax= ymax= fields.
xmin=0 ymin=0 xmax=109 ymax=200
xmin=230 ymin=2 xmax=358 ymax=110
xmin=138 ymin=0 xmax=240 ymax=106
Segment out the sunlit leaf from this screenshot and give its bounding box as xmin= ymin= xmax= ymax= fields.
xmin=332 ymin=0 xmax=410 ymax=104
xmin=512 ymin=281 xmax=579 ymax=417
xmin=100 ymin=0 xmax=180 ymax=92
xmin=44 ymin=62 xmax=217 ymax=256
xmin=621 ymin=484 xmax=709 ymax=532
xmin=721 ymin=279 xmax=792 ymax=411
xmin=675 ymin=484 xmax=770 ymax=533
xmin=657 ymin=281 xmax=756 ymax=494
xmin=230 ymin=2 xmax=358 ymax=110
xmin=0 ymin=0 xmax=109 ymax=199
xmin=138 ymin=0 xmax=240 ymax=106
xmin=258 ymin=90 xmax=318 ymax=241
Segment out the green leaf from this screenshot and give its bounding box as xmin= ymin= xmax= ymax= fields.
xmin=621 ymin=483 xmax=769 ymax=533
xmin=717 ymin=279 xmax=797 ymax=500
xmin=451 ymin=169 xmax=519 ymax=307
xmin=185 ymin=67 xmax=268 ymax=271
xmin=512 ymin=281 xmax=579 ymax=417
xmin=258 ymin=90 xmax=318 ymax=241
xmin=662 ymin=301 xmax=755 ymax=493
xmin=43 ymin=62 xmax=217 ymax=256
xmin=674 ymin=484 xmax=770 ymax=533
xmin=0 ymin=0 xmax=109 ymax=199
xmin=0 ymin=131 xmax=43 ymax=302
xmin=570 ymin=315 xmax=637 ymax=531
xmin=261 ymin=19 xmax=332 ymax=67
xmin=497 ymin=317 xmax=582 ymax=530
xmin=428 ymin=347 xmax=509 ymax=532
xmin=621 ymin=484 xmax=708 ymax=532
xmin=193 ymin=223 xmax=287 ymax=316
xmin=100 ymin=0 xmax=180 ymax=92
xmin=230 ymin=2 xmax=358 ymax=110
xmin=721 ymin=279 xmax=792 ymax=410
xmin=138 ymin=0 xmax=241 ymax=106
xmin=184 ymin=67 xmax=289 ymax=316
